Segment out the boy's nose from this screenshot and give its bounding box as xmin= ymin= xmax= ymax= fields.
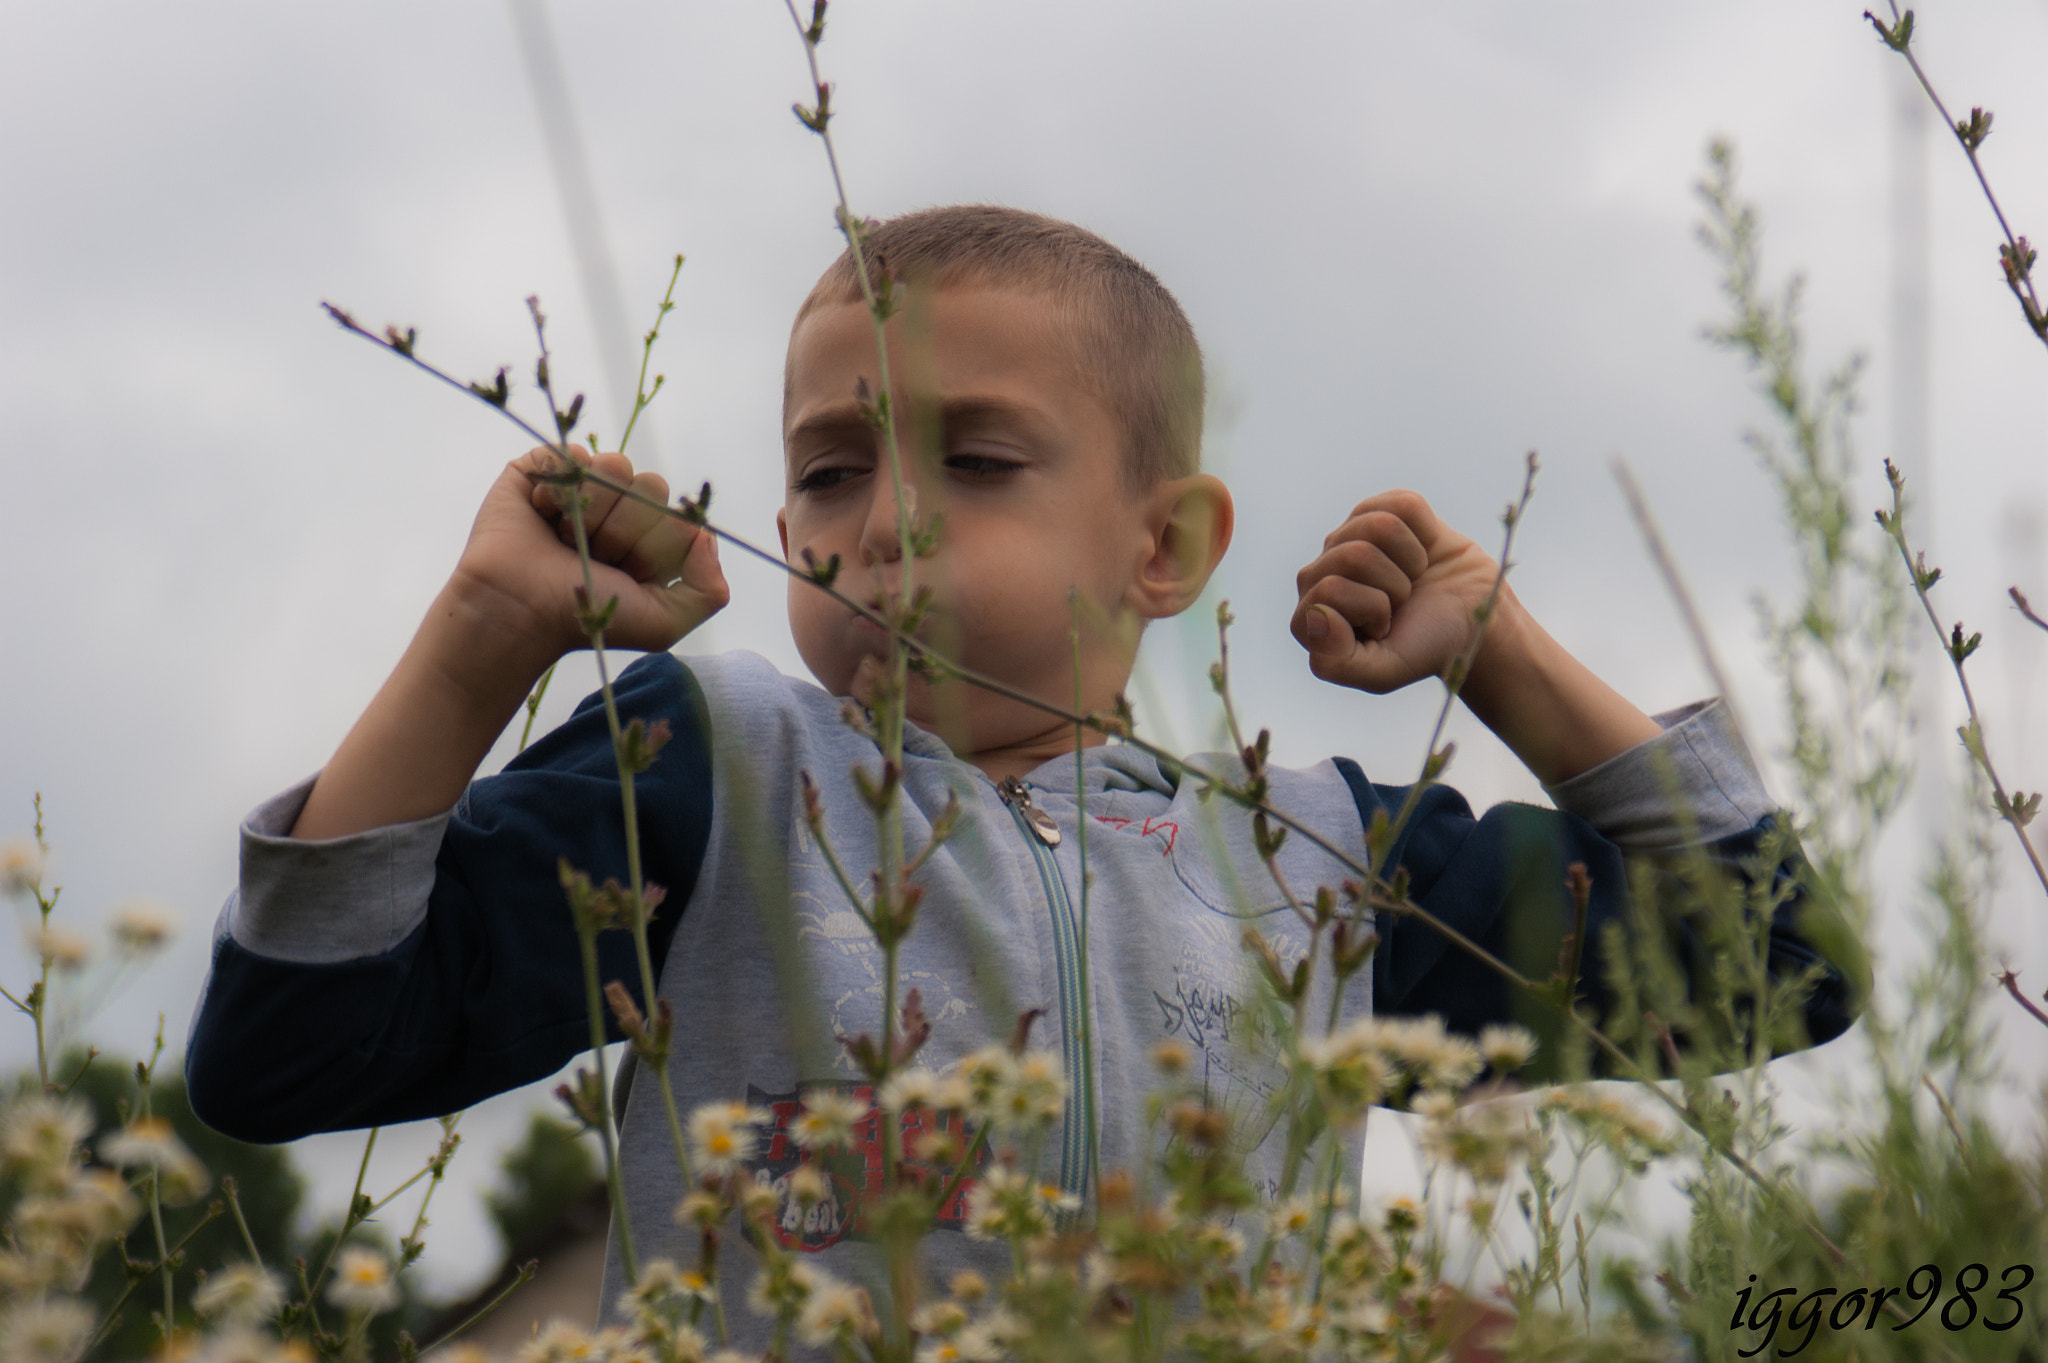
xmin=857 ymin=476 xmax=919 ymax=566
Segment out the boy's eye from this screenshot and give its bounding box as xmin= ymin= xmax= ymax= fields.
xmin=793 ymin=464 xmax=864 ymax=494
xmin=796 ymin=452 xmax=1020 ymax=494
xmin=945 ymin=452 xmax=1023 ymax=480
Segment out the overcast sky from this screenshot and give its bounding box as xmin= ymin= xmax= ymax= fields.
xmin=4 ymin=0 xmax=2047 ymax=1300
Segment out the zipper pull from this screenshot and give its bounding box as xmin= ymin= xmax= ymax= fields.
xmin=997 ymin=776 xmax=1062 ymax=847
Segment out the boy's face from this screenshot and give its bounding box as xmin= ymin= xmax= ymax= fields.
xmin=778 ymin=285 xmax=1184 ymax=763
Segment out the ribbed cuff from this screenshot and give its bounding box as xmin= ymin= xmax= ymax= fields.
xmin=229 ymin=775 xmax=450 ymax=962
xmin=1541 ymin=699 xmax=1773 ymax=850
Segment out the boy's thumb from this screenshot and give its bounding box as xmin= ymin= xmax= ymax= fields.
xmin=1304 ymin=604 xmax=1343 ymax=657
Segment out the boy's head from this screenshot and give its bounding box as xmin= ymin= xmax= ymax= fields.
xmin=776 ymin=205 xmax=1233 ymax=772
xmin=787 ymin=205 xmax=1205 ymax=491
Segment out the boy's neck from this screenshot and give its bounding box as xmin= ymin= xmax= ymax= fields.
xmin=950 ymin=718 xmax=1115 ymax=786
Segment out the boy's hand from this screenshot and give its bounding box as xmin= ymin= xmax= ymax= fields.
xmin=448 ymin=445 xmax=729 ymax=659
xmin=1291 ymin=490 xmax=1502 ymax=694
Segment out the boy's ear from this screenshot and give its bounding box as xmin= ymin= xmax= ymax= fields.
xmin=776 ymin=507 xmax=790 ymax=561
xmin=1128 ymin=474 xmax=1234 ymax=620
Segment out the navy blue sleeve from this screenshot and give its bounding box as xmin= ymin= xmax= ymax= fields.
xmin=186 ymin=653 xmax=713 ymax=1143
xmin=1331 ymin=759 xmax=1870 ymax=1082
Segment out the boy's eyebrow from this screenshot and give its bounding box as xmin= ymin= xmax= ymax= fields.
xmin=785 ymin=395 xmax=1058 ymax=453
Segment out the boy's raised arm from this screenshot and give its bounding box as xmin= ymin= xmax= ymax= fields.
xmin=1290 ymin=488 xmax=1660 ymax=786
xmin=289 ymin=446 xmax=728 ymax=840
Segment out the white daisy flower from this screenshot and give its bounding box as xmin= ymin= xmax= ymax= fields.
xmin=325 ymin=1246 xmax=401 ymax=1316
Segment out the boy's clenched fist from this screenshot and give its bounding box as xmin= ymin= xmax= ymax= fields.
xmin=1290 ymin=489 xmax=1506 ymax=695
xmin=448 ymin=444 xmax=729 ymax=658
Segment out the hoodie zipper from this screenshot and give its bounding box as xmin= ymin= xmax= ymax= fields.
xmin=995 ymin=775 xmax=1094 ymax=1206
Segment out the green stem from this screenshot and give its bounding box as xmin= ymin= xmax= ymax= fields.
xmin=932 ymin=1123 xmax=991 ymax=1218
xmin=222 ymin=1176 xmax=264 ymax=1268
xmin=416 ymin=1260 xmax=539 ymax=1356
xmin=532 ymin=298 xmax=700 ymax=1225
xmin=306 ymin=1127 xmax=379 ymax=1314
xmin=578 ymin=926 xmax=639 ymax=1284
xmin=147 ymin=1169 xmax=173 ymax=1342
xmin=399 ymin=1116 xmax=462 ymax=1263
xmin=1880 ymin=481 xmax=2048 ymax=898
xmin=85 ymin=1203 xmax=224 ymax=1352
xmin=617 ymin=253 xmax=685 ymax=456
xmin=518 ymin=663 xmax=557 ymax=753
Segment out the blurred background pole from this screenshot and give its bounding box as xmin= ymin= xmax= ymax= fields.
xmin=506 ymin=0 xmax=639 ymax=438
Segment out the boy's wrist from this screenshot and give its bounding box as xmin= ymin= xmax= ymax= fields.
xmin=425 ymin=573 xmax=573 ymax=699
xmin=1455 ymin=588 xmax=1662 ymax=786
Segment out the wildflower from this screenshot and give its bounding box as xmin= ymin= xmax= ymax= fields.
xmin=1417 ymin=1099 xmax=1541 ymax=1187
xmin=878 ymin=1067 xmax=941 ymax=1112
xmin=785 ymin=1163 xmax=831 ymax=1208
xmin=796 ymin=1279 xmax=873 ymax=1346
xmin=1477 ymin=1023 xmax=1537 ymax=1073
xmin=685 ymin=1102 xmax=769 ymax=1176
xmin=963 ymin=1164 xmax=1077 ymax=1241
xmin=1328 ymin=1291 xmax=1393 ymax=1335
xmin=30 ymin=928 xmax=90 ymax=972
xmin=201 ymin=1327 xmax=287 ymax=1363
xmin=918 ymin=1324 xmax=1002 ymax=1363
xmin=1538 ymin=1086 xmax=1676 ymax=1163
xmin=1374 ymin=1015 xmax=1484 ymax=1092
xmin=948 ymin=1269 xmax=988 ymax=1304
xmin=910 ymin=1300 xmax=968 ymax=1337
xmin=0 ymin=1297 xmax=94 ymax=1363
xmin=1382 ymin=1197 xmax=1420 ymax=1234
xmin=1189 ymin=1221 xmax=1246 ymax=1265
xmin=624 ymin=1258 xmax=716 ymax=1315
xmin=746 ymin=1257 xmax=819 ymax=1320
xmin=673 ymin=1190 xmax=724 ymax=1228
xmin=790 ymin=1089 xmax=867 ymax=1152
xmin=111 ymin=900 xmax=176 ymax=952
xmin=590 ymin=1327 xmax=653 ymax=1363
xmin=2 ymin=841 xmax=44 ymax=896
xmin=325 ymin=1246 xmax=401 ymax=1316
xmin=643 ymin=1326 xmax=706 ymax=1363
xmin=951 ymin=1045 xmax=1016 ymax=1121
xmin=738 ymin=1178 xmax=780 ymax=1221
xmin=995 ymin=1050 xmax=1067 ymax=1129
xmin=99 ymin=1116 xmax=211 ymax=1203
xmin=517 ymin=1321 xmax=599 ymax=1363
xmin=912 ymin=1126 xmax=964 ymax=1163
xmin=193 ymin=1262 xmax=285 ymax=1326
xmin=17 ymin=1168 xmax=141 ymax=1250
xmin=0 ymin=1096 xmax=92 ymax=1189
xmin=1409 ymin=1089 xmax=1457 ymax=1121
xmin=1267 ymin=1195 xmax=1316 ymax=1238
xmin=1149 ymin=1040 xmax=1190 ymax=1075
xmin=1296 ymin=1021 xmax=1389 ymax=1118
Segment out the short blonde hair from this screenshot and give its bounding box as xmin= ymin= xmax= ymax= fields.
xmin=790 ymin=205 xmax=1203 ymax=489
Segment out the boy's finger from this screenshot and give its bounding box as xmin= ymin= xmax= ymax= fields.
xmin=604 ymin=532 xmax=731 ymax=651
xmin=586 ymin=470 xmax=671 ymax=567
xmin=516 ymin=443 xmax=593 ymax=518
xmin=626 ymin=514 xmax=711 ymax=587
xmin=1294 ymin=540 xmax=1415 ymax=609
xmin=547 ymin=450 xmax=640 ymax=548
xmin=1294 ymin=578 xmax=1394 ymax=650
xmin=1320 ymin=506 xmax=1429 ymax=581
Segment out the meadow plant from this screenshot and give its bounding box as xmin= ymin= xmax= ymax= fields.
xmin=12 ymin=6 xmax=2048 ymax=1362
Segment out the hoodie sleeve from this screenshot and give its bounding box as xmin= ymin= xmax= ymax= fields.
xmin=1335 ymin=699 xmax=1871 ymax=1081
xmin=185 ymin=652 xmax=713 ymax=1143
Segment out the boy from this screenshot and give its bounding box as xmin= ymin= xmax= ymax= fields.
xmin=187 ymin=206 xmax=1864 ymax=1339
